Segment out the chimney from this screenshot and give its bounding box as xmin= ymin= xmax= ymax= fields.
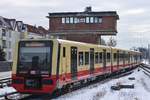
xmin=84 ymin=6 xmax=92 ymax=12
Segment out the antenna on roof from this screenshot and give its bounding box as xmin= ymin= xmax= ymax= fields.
xmin=84 ymin=6 xmax=92 ymax=12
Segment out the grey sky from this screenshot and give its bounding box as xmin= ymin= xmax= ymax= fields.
xmin=0 ymin=0 xmax=150 ymax=49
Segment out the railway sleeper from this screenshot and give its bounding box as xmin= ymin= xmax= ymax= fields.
xmin=111 ymin=84 xmax=134 ymax=91
xmin=128 ymin=77 xmax=135 ymax=80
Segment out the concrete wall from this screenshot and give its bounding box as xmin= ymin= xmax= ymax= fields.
xmin=0 ymin=61 xmax=12 ymax=72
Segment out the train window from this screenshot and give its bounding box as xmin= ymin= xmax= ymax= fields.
xmin=79 ymin=52 xmax=84 ymax=66
xmin=18 ymin=41 xmax=53 ymax=75
xmin=125 ymin=54 xmax=128 ymax=60
xmin=119 ymin=53 xmax=123 ymax=61
xmin=124 ymin=54 xmax=126 ymax=60
xmin=113 ymin=53 xmax=117 ymax=61
xmin=128 ymin=54 xmax=130 ymax=63
xmin=63 ymin=47 xmax=66 ymax=57
xmin=122 ymin=54 xmax=124 ymax=61
xmin=99 ymin=52 xmax=102 ymax=63
xmin=107 ymin=53 xmax=111 ymax=62
xmin=122 ymin=53 xmax=124 ymax=61
xmin=85 ymin=52 xmax=89 ymax=65
xmin=95 ymin=52 xmax=99 ymax=64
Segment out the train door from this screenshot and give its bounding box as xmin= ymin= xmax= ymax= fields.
xmin=103 ymin=49 xmax=106 ymax=69
xmin=62 ymin=47 xmax=67 ymax=79
xmin=90 ymin=48 xmax=94 ymax=74
xmin=123 ymin=51 xmax=125 ymax=67
xmin=71 ymin=47 xmax=77 ymax=80
xmin=110 ymin=49 xmax=113 ymax=72
xmin=128 ymin=53 xmax=130 ymax=64
xmin=117 ymin=50 xmax=119 ymax=70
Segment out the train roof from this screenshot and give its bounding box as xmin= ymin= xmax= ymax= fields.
xmin=19 ymin=38 xmax=141 ymax=54
xmin=57 ymin=39 xmax=141 ymax=53
xmin=58 ymin=39 xmax=109 ymax=48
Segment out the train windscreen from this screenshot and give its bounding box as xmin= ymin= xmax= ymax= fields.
xmin=17 ymin=41 xmax=53 ymax=75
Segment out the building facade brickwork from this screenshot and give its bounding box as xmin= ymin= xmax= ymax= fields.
xmin=47 ymin=7 xmax=119 ymax=44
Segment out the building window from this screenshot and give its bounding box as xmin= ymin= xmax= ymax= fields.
xmin=9 ymin=41 xmax=11 ymax=48
xmin=9 ymin=32 xmax=11 ymax=38
xmin=2 ymin=29 xmax=6 ymax=36
xmin=79 ymin=18 xmax=85 ymax=23
xmin=79 ymin=52 xmax=84 ymax=66
xmin=85 ymin=52 xmax=89 ymax=65
xmin=90 ymin=17 xmax=94 ymax=23
xmin=70 ymin=17 xmax=74 ymax=23
xmin=86 ymin=17 xmax=90 ymax=23
xmin=2 ymin=40 xmax=6 ymax=48
xmin=74 ymin=17 xmax=78 ymax=23
xmin=8 ymin=52 xmax=11 ymax=60
xmin=61 ymin=16 xmax=102 ymax=24
xmin=98 ymin=18 xmax=102 ymax=23
xmin=62 ymin=17 xmax=65 ymax=23
xmin=65 ymin=17 xmax=70 ymax=23
xmin=94 ymin=17 xmax=99 ymax=23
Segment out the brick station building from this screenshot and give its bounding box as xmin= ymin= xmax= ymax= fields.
xmin=47 ymin=7 xmax=119 ymax=44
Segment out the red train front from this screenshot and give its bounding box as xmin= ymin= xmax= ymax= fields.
xmin=12 ymin=39 xmax=59 ymax=94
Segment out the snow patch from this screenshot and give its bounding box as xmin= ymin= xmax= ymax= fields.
xmin=54 ymin=68 xmax=150 ymax=100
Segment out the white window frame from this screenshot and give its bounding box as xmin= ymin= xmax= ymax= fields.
xmin=94 ymin=17 xmax=99 ymax=23
xmin=65 ymin=17 xmax=70 ymax=23
xmin=62 ymin=17 xmax=65 ymax=23
xmin=98 ymin=18 xmax=102 ymax=23
xmin=74 ymin=17 xmax=78 ymax=23
xmin=86 ymin=17 xmax=90 ymax=23
xmin=90 ymin=17 xmax=94 ymax=23
xmin=70 ymin=17 xmax=74 ymax=23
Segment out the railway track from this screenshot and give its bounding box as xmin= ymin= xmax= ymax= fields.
xmin=0 ymin=64 xmax=144 ymax=100
xmin=0 ymin=78 xmax=11 ymax=88
xmin=0 ymin=78 xmax=18 ymax=100
xmin=140 ymin=63 xmax=150 ymax=77
xmin=0 ymin=78 xmax=31 ymax=100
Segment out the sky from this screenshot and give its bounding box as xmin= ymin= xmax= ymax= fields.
xmin=0 ymin=0 xmax=150 ymax=49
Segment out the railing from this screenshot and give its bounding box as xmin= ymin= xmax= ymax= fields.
xmin=0 ymin=78 xmax=11 ymax=88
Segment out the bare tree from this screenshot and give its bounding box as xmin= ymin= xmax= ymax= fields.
xmin=100 ymin=38 xmax=106 ymax=46
xmin=107 ymin=37 xmax=117 ymax=47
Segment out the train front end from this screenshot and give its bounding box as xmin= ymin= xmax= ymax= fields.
xmin=12 ymin=39 xmax=58 ymax=94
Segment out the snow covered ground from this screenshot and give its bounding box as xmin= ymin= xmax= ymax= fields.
xmin=0 ymin=71 xmax=11 ymax=79
xmin=0 ymin=71 xmax=17 ymax=100
xmin=0 ymin=87 xmax=16 ymax=95
xmin=0 ymin=67 xmax=150 ymax=100
xmin=54 ymin=68 xmax=150 ymax=100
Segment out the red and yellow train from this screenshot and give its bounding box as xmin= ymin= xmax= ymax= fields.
xmin=12 ymin=39 xmax=142 ymax=94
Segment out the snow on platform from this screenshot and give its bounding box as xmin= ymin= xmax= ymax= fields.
xmin=0 ymin=87 xmax=16 ymax=95
xmin=54 ymin=68 xmax=150 ymax=100
xmin=0 ymin=71 xmax=11 ymax=79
